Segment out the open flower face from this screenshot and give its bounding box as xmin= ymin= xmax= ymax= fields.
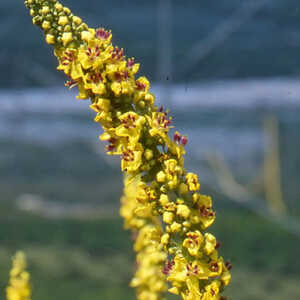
xmin=56 ymin=49 xmax=84 ymax=80
xmin=121 ymin=143 xmax=144 ymax=173
xmin=147 ymin=111 xmax=172 ymax=142
xmin=186 ymin=173 xmax=200 ymax=191
xmin=84 ymin=71 xmax=107 ymax=95
xmin=167 ymin=255 xmax=188 ymax=284
xmin=116 ymin=112 xmax=145 ymax=145
xmin=183 ymin=231 xmax=203 ymax=257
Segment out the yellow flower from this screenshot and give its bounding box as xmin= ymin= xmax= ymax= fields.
xmin=78 ymin=47 xmax=102 ymax=70
xmin=146 ymin=112 xmax=172 ymax=141
xmin=186 ymin=173 xmax=200 ymax=191
xmin=121 ymin=143 xmax=144 ymax=173
xmin=76 ymin=81 xmax=91 ymax=99
xmin=134 ymin=225 xmax=160 ymax=252
xmin=105 ymin=60 xmax=136 ymax=96
xmin=135 ymin=181 xmax=156 ymax=204
xmin=166 ymin=137 xmax=186 ymax=159
xmin=111 ymin=79 xmax=135 ymax=97
xmin=99 ymin=130 xmax=122 ymax=155
xmin=115 ymin=112 xmax=145 ymax=145
xmin=167 ymin=254 xmax=188 ymax=284
xmin=134 ymin=204 xmax=153 ymax=219
xmin=183 ymin=231 xmax=203 ymax=256
xmin=90 ymin=97 xmax=110 ymax=113
xmin=168 ymin=287 xmax=180 ymax=295
xmin=202 ymin=280 xmax=221 ymax=300
xmin=203 ymin=233 xmax=217 ymax=255
xmin=165 ymin=159 xmax=181 ymax=175
xmin=135 ymin=185 xmax=149 ymax=204
xmin=189 ymin=194 xmax=216 ymax=229
xmin=221 ymin=269 xmax=231 ymax=286
xmin=56 ymin=49 xmax=84 ymax=80
xmin=207 ymin=260 xmax=223 ymax=278
xmin=164 ymin=159 xmax=182 ymax=189
xmin=184 ymin=276 xmax=202 ymax=300
xmin=134 ymin=76 xmax=150 ymax=103
xmin=83 ymin=71 xmax=107 ymax=95
xmin=127 ymin=58 xmax=140 ymax=75
xmin=95 ymin=28 xmax=113 ymax=45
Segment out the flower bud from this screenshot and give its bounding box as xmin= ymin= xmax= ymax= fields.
xmin=161 ymin=233 xmax=170 ymax=245
xmin=163 ymin=212 xmax=174 ymax=224
xmin=176 ymin=204 xmax=190 ymax=219
xmin=144 ymin=149 xmax=153 ymax=160
xmin=41 ymin=6 xmax=50 ymax=15
xmin=156 ymin=171 xmax=166 ymax=183
xmin=81 ymin=30 xmax=93 ymax=42
xmin=72 ymin=16 xmax=82 ymax=25
xmin=42 ymin=21 xmax=51 ymax=30
xmin=54 ymin=3 xmax=63 ymax=11
xmin=170 ymin=222 xmax=181 ymax=233
xmin=58 ymin=16 xmax=69 ymax=26
xmin=62 ymin=32 xmax=73 ymax=46
xmin=45 ymin=34 xmax=55 ymax=44
xmin=159 ymin=194 xmax=169 ymax=206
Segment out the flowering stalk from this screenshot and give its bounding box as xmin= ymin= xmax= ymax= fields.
xmin=6 ymin=251 xmax=31 ymax=300
xmin=24 ymin=1 xmax=232 ymax=299
xmin=121 ymin=175 xmax=167 ymax=299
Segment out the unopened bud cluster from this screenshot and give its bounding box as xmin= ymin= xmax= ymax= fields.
xmin=25 ymin=0 xmax=87 ymax=47
xmin=25 ymin=1 xmax=232 ymax=299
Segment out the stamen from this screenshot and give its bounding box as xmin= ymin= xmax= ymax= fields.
xmin=225 ymin=261 xmax=233 ymax=270
xmin=162 ymin=260 xmax=174 ymax=275
xmin=127 ymin=58 xmax=135 ymax=68
xmin=96 ymin=28 xmax=111 ymax=40
xmin=65 ymin=79 xmax=78 ymax=89
xmin=173 ymin=131 xmax=181 ymax=142
xmin=136 ymin=81 xmax=146 ymax=90
xmin=210 ymin=262 xmax=219 ymax=272
xmin=181 ymin=136 xmax=188 ymax=146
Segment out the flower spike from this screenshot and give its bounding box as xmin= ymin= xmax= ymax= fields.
xmin=24 ymin=1 xmax=231 ymax=299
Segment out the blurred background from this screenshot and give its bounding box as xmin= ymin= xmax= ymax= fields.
xmin=1 ymin=0 xmax=300 ymax=299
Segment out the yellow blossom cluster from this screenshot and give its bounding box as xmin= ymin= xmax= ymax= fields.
xmin=24 ymin=0 xmax=232 ymax=299
xmin=6 ymin=252 xmax=31 ymax=300
xmin=121 ymin=176 xmax=167 ymax=300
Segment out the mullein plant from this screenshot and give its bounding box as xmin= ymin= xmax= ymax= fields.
xmin=24 ymin=1 xmax=232 ymax=299
xmin=6 ymin=252 xmax=31 ymax=300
